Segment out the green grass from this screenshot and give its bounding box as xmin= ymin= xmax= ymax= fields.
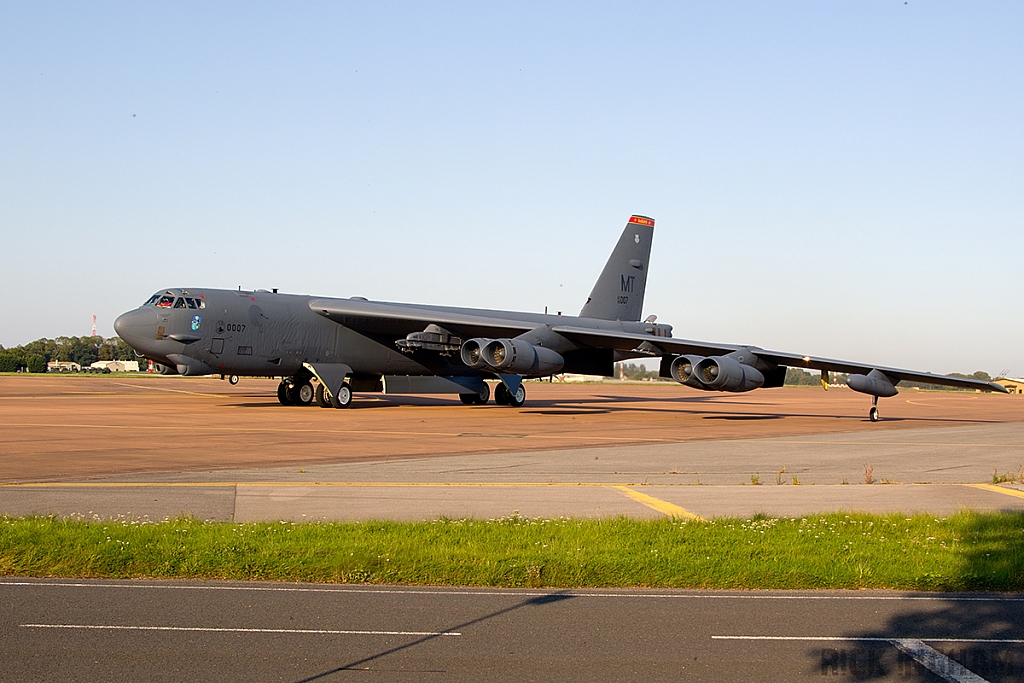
xmin=2 ymin=512 xmax=1023 ymax=590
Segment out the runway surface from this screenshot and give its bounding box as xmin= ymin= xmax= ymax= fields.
xmin=3 ymin=579 xmax=1023 ymax=682
xmin=2 ymin=375 xmax=1023 ymax=520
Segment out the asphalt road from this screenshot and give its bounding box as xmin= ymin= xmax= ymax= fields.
xmin=3 ymin=579 xmax=1023 ymax=682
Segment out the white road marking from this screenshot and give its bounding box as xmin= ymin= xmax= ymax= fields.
xmin=715 ymin=636 xmax=1006 ymax=683
xmin=892 ymin=639 xmax=990 ymax=683
xmin=21 ymin=624 xmax=460 ymax=637
xmin=3 ymin=581 xmax=1024 ymax=602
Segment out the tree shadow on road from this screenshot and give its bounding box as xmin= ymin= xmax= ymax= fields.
xmin=804 ymin=511 xmax=1024 ymax=681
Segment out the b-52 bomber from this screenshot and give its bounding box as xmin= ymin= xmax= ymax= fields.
xmin=114 ymin=215 xmax=1006 ymax=420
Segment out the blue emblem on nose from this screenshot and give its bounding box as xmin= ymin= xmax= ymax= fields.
xmin=191 ymin=315 xmax=202 ymax=331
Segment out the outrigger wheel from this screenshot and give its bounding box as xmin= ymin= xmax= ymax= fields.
xmin=869 ymin=396 xmax=880 ymax=422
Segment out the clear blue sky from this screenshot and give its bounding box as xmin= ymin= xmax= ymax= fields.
xmin=2 ymin=2 xmax=1021 ymax=376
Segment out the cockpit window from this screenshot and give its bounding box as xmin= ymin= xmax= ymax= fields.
xmin=185 ymin=298 xmax=198 ymax=309
xmin=197 ymin=298 xmax=206 ymax=309
xmin=173 ymin=297 xmax=187 ymax=308
xmin=144 ymin=294 xmax=160 ymax=306
xmin=156 ymin=295 xmax=174 ymax=307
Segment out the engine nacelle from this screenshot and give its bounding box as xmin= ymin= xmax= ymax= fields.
xmin=460 ymin=338 xmax=492 ymax=369
xmin=847 ymin=369 xmax=899 ymax=397
xmin=478 ymin=339 xmax=565 ymax=376
xmin=692 ymin=356 xmax=765 ymax=392
xmin=669 ymin=355 xmax=712 ymax=389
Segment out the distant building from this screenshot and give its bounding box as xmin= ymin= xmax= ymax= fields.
xmin=47 ymin=361 xmax=82 ymax=372
xmin=994 ymin=378 xmax=1024 ymax=395
xmin=89 ymin=360 xmax=140 ymax=373
xmin=553 ymin=373 xmax=606 ymax=383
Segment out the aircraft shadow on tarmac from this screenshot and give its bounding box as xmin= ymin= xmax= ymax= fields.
xmin=803 ymin=514 xmax=1024 ymax=681
xmin=291 ymin=591 xmax=575 ymax=682
xmin=226 ymin=393 xmax=999 ymax=424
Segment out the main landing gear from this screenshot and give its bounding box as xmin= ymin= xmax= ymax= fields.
xmin=459 ymin=383 xmax=491 ymax=405
xmin=493 ymin=383 xmax=526 ymax=407
xmin=277 ymin=377 xmax=314 ymax=406
xmin=315 ymin=381 xmax=352 ymax=409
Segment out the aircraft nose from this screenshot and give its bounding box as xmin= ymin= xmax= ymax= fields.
xmin=114 ymin=308 xmax=156 ymax=348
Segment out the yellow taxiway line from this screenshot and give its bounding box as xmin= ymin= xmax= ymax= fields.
xmin=965 ymin=483 xmax=1024 ymax=500
xmin=612 ymin=486 xmax=704 ymax=520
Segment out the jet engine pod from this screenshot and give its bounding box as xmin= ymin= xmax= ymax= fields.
xmin=847 ymin=369 xmax=899 ymax=398
xmin=669 ymin=354 xmax=710 ymax=389
xmin=480 ymin=339 xmax=565 ymax=376
xmin=460 ymin=338 xmax=492 ymax=369
xmin=693 ymin=356 xmax=765 ymax=392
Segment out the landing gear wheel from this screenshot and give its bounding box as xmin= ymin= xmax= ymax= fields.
xmin=869 ymin=406 xmax=879 ymax=422
xmin=228 ymin=375 xmax=239 ymax=385
xmin=494 ymin=383 xmax=509 ymax=405
xmin=507 ymin=384 xmax=526 ymax=408
xmin=315 ymin=383 xmax=332 ymax=408
xmin=459 ymin=384 xmax=491 ymax=405
xmin=330 ymin=381 xmax=353 ymax=409
xmin=294 ymin=380 xmax=314 ymax=406
xmin=277 ymin=380 xmax=294 ymax=406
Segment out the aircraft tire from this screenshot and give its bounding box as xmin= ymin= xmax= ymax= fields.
xmin=459 ymin=383 xmax=490 ymax=405
xmin=869 ymin=406 xmax=879 ymax=422
xmin=277 ymin=380 xmax=293 ymax=406
xmin=228 ymin=375 xmax=239 ymax=385
xmin=507 ymin=384 xmax=526 ymax=408
xmin=493 ymin=383 xmax=509 ymax=405
xmin=294 ymin=380 xmax=314 ymax=406
xmin=315 ymin=383 xmax=332 ymax=408
xmin=330 ymin=381 xmax=353 ymax=409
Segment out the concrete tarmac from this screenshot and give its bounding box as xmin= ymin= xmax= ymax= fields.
xmin=3 ymin=579 xmax=1023 ymax=682
xmin=2 ymin=375 xmax=1023 ymax=520
xmin=3 ymin=424 xmax=1024 ymax=521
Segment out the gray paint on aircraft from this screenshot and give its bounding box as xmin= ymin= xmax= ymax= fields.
xmin=114 ymin=215 xmax=1007 ymax=417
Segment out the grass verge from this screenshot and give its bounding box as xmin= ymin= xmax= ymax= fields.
xmin=2 ymin=512 xmax=1023 ymax=590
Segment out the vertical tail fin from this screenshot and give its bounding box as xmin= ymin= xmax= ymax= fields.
xmin=579 ymin=215 xmax=654 ymax=321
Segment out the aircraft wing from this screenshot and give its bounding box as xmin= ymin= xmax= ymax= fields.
xmin=310 ymin=302 xmax=1005 ymax=394
xmin=309 ymin=298 xmax=536 ymax=338
xmin=750 ymin=348 xmax=1008 ymax=393
xmin=552 ymin=325 xmax=1007 ymax=393
xmin=550 ymin=325 xmax=742 ymax=356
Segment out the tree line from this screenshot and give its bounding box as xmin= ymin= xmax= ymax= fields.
xmin=0 ymin=336 xmax=138 ymax=373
